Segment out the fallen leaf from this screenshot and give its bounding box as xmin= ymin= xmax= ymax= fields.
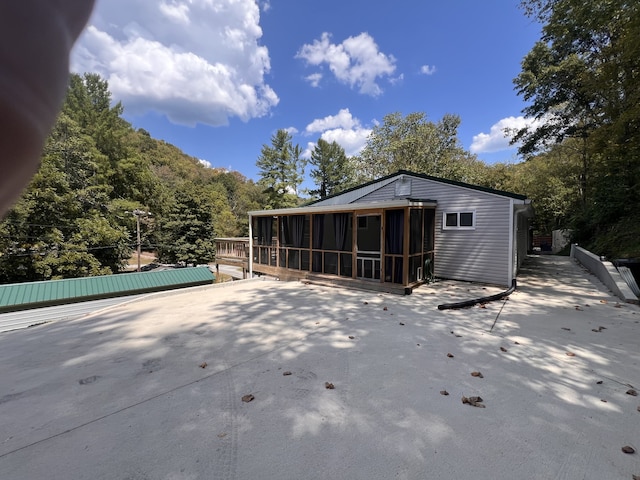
xmin=399 ymin=322 xmax=405 ymax=326
xmin=500 ymin=347 xmax=508 ymax=352
xmin=417 ymin=343 xmax=421 ymax=346
xmin=199 ymin=362 xmax=207 ymax=369
xmin=478 ymin=304 xmax=487 ymax=309
xmin=242 ymin=394 xmax=254 ymax=403
xmin=217 ymin=433 xmax=227 ymax=438
xmin=592 ymin=329 xmax=601 ymax=332
xmin=363 ymin=301 xmax=368 ymax=305
xmin=561 ymin=327 xmax=571 ymax=331
xmin=447 ymin=353 xmax=454 ymax=358
xmin=455 ymin=334 xmax=462 ymax=338
xmin=596 ymin=381 xmax=603 ymax=384
xmin=383 ymin=306 xmax=388 ymax=311
xmin=283 ymin=371 xmax=292 ymax=376
xmin=632 ymin=475 xmax=639 ymax=480
xmin=575 ymin=306 xmax=583 ymax=311
xmin=622 ymin=446 xmax=635 ymax=454
xmin=440 ymin=390 xmax=449 ymax=396
xmin=598 ymin=326 xmax=606 ymax=331
xmin=601 ymin=399 xmax=607 ymax=402
xmin=600 ymin=299 xmax=608 ymax=304
xmin=637 ymin=406 xmax=640 ymax=412
xmin=461 ymin=396 xmax=485 ymax=408
xmin=315 ymin=322 xmax=320 ymax=325
xmin=325 ymin=382 xmax=335 ymax=390
xmin=514 ymin=341 xmax=520 ymax=345
xmin=348 ymin=335 xmax=355 ymax=339
xmin=615 ymin=304 xmax=622 ymax=308
xmin=626 ymin=389 xmax=638 ymax=396
xmin=566 ymin=352 xmax=576 ymax=357
xmin=471 ymin=371 xmax=484 ymax=378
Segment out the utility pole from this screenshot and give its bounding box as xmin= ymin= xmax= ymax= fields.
xmin=129 ymin=209 xmax=151 ymax=272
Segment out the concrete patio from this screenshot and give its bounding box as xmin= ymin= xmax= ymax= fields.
xmin=0 ymin=255 xmax=639 ymax=479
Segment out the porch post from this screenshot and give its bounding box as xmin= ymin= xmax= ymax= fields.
xmin=351 ymin=212 xmax=357 ymax=278
xmin=248 ymin=214 xmax=253 ymax=278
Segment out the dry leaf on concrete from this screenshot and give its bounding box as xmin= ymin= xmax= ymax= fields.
xmin=383 ymin=306 xmax=388 ymax=311
xmin=514 ymin=341 xmax=520 ymax=345
xmin=596 ymin=381 xmax=603 ymax=384
xmin=626 ymin=389 xmax=638 ymax=396
xmin=348 ymin=335 xmax=355 ymax=339
xmin=599 ymin=299 xmax=608 ymax=304
xmin=447 ymin=353 xmax=454 ymax=358
xmin=566 ymin=352 xmax=576 ymax=357
xmin=199 ymin=362 xmax=207 ymax=369
xmin=632 ymin=475 xmax=639 ymax=480
xmin=399 ymin=322 xmax=405 ymax=326
xmin=325 ymin=382 xmax=335 ymax=390
xmin=283 ymin=371 xmax=292 ymax=376
xmin=440 ymin=390 xmax=449 ymax=396
xmin=622 ymin=446 xmax=635 ymax=454
xmin=561 ymin=327 xmax=571 ymax=331
xmin=471 ymin=371 xmax=484 ymax=378
xmin=462 ymin=396 xmax=485 ymax=408
xmin=242 ymin=394 xmax=255 ymax=403
xmin=575 ymin=306 xmax=583 ymax=311
xmin=500 ymin=347 xmax=508 ymax=352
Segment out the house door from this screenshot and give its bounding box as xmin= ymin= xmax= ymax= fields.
xmin=356 ymin=215 xmax=381 ymax=280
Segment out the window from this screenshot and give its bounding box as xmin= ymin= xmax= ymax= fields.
xmin=442 ymin=211 xmax=475 ymax=230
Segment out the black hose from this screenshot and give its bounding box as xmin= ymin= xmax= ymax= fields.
xmin=437 ymin=279 xmax=517 ymax=310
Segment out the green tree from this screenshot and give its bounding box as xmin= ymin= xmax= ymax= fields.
xmin=256 ymin=130 xmax=306 ymax=209
xmin=308 ymin=139 xmax=354 ymax=199
xmin=515 ymin=0 xmax=640 ymax=257
xmin=354 ymin=112 xmax=484 ymax=183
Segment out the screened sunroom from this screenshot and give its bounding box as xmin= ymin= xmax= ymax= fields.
xmin=248 ymin=199 xmax=436 ymax=294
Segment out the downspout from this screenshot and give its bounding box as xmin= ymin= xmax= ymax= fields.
xmin=248 ymin=214 xmax=253 ymax=278
xmin=507 ymin=199 xmax=515 ymax=286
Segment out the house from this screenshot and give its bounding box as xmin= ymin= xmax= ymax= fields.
xmin=247 ymin=170 xmax=533 ymax=294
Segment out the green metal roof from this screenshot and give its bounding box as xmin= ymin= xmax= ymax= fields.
xmin=0 ymin=267 xmax=215 ymax=313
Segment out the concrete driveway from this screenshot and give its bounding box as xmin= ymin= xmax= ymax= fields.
xmin=0 ymin=256 xmax=639 ymax=479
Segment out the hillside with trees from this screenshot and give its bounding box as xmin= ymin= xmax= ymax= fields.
xmin=0 ymin=73 xmax=264 ymax=283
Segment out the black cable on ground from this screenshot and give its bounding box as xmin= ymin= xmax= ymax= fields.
xmin=437 ymin=279 xmax=517 ymax=310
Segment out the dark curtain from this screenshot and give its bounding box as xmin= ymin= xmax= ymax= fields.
xmin=290 ymin=215 xmax=304 ymax=248
xmin=257 ymin=217 xmax=273 ymax=246
xmin=385 ymin=210 xmax=404 ymax=254
xmin=410 ymin=209 xmax=422 ymax=254
xmin=313 ymin=214 xmax=325 ymax=250
xmin=280 ymin=216 xmax=290 ymax=246
xmin=312 ymin=214 xmax=325 ymax=273
xmin=333 ymin=213 xmax=349 ymax=251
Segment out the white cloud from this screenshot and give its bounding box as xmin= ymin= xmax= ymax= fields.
xmin=71 ymin=0 xmax=279 ymax=127
xmin=420 ymin=65 xmax=436 ymax=75
xmin=296 ymin=32 xmax=397 ymax=96
xmin=470 ymin=116 xmax=543 ymax=154
xmin=198 ymin=158 xmax=213 ymax=168
xmin=305 ymin=108 xmax=359 ymax=133
xmin=284 ymin=126 xmax=299 ymax=135
xmin=305 ymin=73 xmax=323 ymax=88
xmin=302 ymin=109 xmax=371 ymax=157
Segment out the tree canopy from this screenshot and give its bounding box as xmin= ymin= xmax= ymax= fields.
xmin=256 ymin=129 xmax=306 ymax=209
xmin=514 ymin=0 xmax=640 ymax=257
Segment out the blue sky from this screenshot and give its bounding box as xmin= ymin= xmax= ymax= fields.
xmin=71 ymin=0 xmax=542 ymax=187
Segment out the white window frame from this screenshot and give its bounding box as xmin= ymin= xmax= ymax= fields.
xmin=442 ymin=210 xmax=476 ymax=230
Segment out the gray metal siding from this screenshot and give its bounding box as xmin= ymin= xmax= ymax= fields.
xmin=515 ymin=211 xmax=529 ymax=274
xmin=357 ymin=176 xmax=513 ymax=286
xmin=313 ymin=177 xmax=397 ymax=206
